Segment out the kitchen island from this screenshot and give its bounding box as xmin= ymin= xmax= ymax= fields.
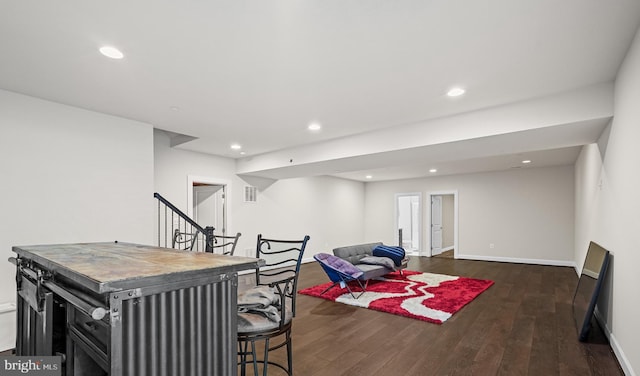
xmin=11 ymin=241 xmax=262 ymax=376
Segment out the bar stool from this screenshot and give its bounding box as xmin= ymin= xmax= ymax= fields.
xmin=237 ymin=234 xmax=310 ymax=376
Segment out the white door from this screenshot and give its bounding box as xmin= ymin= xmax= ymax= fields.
xmin=431 ymin=195 xmax=443 ymax=255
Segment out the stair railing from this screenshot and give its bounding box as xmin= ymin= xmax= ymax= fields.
xmin=154 ymin=192 xmax=215 ymax=252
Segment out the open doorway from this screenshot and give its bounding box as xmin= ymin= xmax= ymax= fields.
xmin=396 ymin=193 xmax=422 ymax=255
xmin=429 ymin=191 xmax=457 ymax=258
xmin=187 ymin=176 xmax=231 ymax=248
xmin=193 ymin=184 xmax=225 ymax=232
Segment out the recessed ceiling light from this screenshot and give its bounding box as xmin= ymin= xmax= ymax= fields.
xmin=230 ymin=143 xmax=242 ymax=150
xmin=99 ymin=46 xmax=124 ymax=59
xmin=429 ymin=168 xmax=438 ymax=173
xmin=170 ymin=106 xmax=180 ymax=112
xmin=308 ymin=122 xmax=322 ymax=131
xmin=447 ymin=87 xmax=465 ymax=97
xmin=522 ymin=160 xmax=532 ymax=164
xmin=365 ymin=175 xmax=373 ymax=179
xmin=240 ymin=151 xmax=246 ymax=155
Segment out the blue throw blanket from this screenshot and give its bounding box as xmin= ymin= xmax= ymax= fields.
xmin=372 ymin=245 xmax=405 ymax=267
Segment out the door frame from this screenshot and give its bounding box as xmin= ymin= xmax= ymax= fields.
xmin=187 ymin=175 xmax=232 ymax=235
xmin=394 ymin=192 xmax=422 ymax=254
xmin=426 ymin=190 xmax=458 ymax=258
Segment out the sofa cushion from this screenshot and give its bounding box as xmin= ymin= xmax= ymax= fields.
xmin=354 ymin=263 xmax=392 ymax=280
xmin=332 ymin=242 xmax=382 ymax=265
xmin=359 ymin=256 xmax=396 ymax=270
xmin=373 ymin=245 xmax=406 ymax=267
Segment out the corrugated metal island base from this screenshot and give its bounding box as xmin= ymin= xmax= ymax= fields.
xmin=11 ymin=242 xmax=263 ymax=376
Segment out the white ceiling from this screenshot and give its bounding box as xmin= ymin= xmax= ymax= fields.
xmin=1 ymin=1 xmax=639 ymax=181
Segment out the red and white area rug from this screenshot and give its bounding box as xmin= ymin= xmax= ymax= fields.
xmin=298 ymin=270 xmax=494 ymax=324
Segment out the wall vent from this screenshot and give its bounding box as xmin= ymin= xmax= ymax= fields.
xmin=244 ymin=186 xmax=257 ymax=203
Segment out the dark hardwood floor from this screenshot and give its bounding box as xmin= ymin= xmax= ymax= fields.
xmin=240 ymin=256 xmax=623 ymax=376
xmin=434 ymin=249 xmax=455 ymax=259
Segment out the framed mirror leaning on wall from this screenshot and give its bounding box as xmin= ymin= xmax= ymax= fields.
xmin=572 ymin=241 xmax=610 ymax=342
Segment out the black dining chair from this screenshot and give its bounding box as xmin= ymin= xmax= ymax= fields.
xmin=207 ymin=231 xmax=241 ymax=255
xmin=172 ymin=228 xmax=241 ymax=255
xmin=237 ymin=234 xmax=310 ymax=376
xmin=171 ymin=228 xmax=199 ymax=250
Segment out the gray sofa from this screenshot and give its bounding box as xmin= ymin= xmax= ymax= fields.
xmin=332 ymin=242 xmax=408 ymax=281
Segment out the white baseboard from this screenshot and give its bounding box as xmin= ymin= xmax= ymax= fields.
xmin=430 ymin=246 xmax=455 ymax=256
xmin=455 ymin=253 xmax=576 ymax=268
xmin=594 ymin=308 xmax=636 ymax=376
xmin=301 ymin=257 xmax=315 ymax=265
xmin=608 ymin=333 xmax=635 ymax=376
xmin=0 ymin=302 xmax=16 ymax=352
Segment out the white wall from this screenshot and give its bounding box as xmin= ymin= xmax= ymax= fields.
xmin=0 ymin=90 xmax=155 ymax=350
xmin=574 ymin=27 xmax=640 ymax=376
xmin=240 ymin=176 xmax=365 ymax=260
xmin=365 ymin=165 xmax=574 ymax=265
xmin=154 ymin=130 xmax=366 ymax=260
xmin=0 ymin=303 xmax=16 ymax=353
xmin=442 ymin=194 xmax=455 ymax=249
